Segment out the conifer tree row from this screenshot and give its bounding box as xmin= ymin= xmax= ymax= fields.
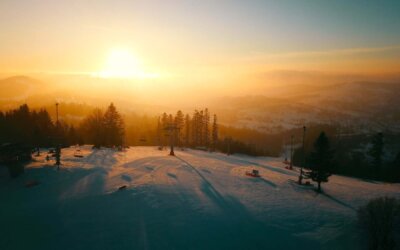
xmin=157 ymin=108 xmax=218 ymax=149
xmin=0 ymin=104 xmax=80 ymax=149
xmin=0 ymin=104 xmax=218 ymax=153
xmin=0 ymin=102 xmax=125 ymax=150
xmin=81 ymin=103 xmax=125 ymax=148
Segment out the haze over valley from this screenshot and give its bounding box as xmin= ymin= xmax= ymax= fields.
xmin=1 ymin=1 xmax=400 ymax=250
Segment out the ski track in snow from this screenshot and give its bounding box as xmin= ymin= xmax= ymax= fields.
xmin=0 ymin=146 xmax=399 ymax=250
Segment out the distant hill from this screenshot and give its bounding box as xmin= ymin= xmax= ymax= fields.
xmin=1 ymin=75 xmax=399 ymax=134
xmin=0 ymin=75 xmax=170 ymax=123
xmin=212 ymin=81 xmax=400 ymax=133
xmin=0 ymin=75 xmax=46 ymax=100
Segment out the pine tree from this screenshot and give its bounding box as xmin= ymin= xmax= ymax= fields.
xmin=192 ymin=110 xmax=199 ymax=147
xmin=168 ymin=114 xmax=173 ymax=124
xmin=13 ymin=104 xmax=33 ymax=144
xmin=175 ymin=110 xmax=184 ymax=147
xmin=167 ymin=113 xmax=174 ymax=138
xmin=103 ymin=103 xmax=124 ymax=147
xmin=306 ymin=132 xmax=333 ymax=192
xmin=212 ymin=114 xmax=218 ymax=151
xmin=0 ymin=111 xmax=5 ymax=142
xmin=161 ymin=113 xmax=168 ymax=126
xmin=184 ymin=114 xmax=191 ymax=147
xmin=203 ymin=108 xmax=210 ymax=148
xmin=198 ymin=110 xmax=204 ymax=146
xmin=161 ymin=113 xmax=168 ymax=147
xmin=81 ymin=108 xmax=104 ymax=148
xmin=156 ymin=116 xmax=162 ymax=147
xmin=369 ymin=132 xmax=384 ymax=178
xmin=67 ymin=125 xmax=78 ymax=146
xmin=34 ymin=109 xmax=55 ymax=146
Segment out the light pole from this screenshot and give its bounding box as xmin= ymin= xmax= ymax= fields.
xmin=164 ymin=122 xmax=179 ymax=156
xmin=55 ymin=102 xmax=59 ymax=126
xmin=55 ymin=102 xmax=61 ymax=170
xmin=169 ymin=126 xmax=175 ymax=156
xmin=298 ymin=126 xmax=306 ymax=184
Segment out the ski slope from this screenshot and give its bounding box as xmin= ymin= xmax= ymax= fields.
xmin=1 ymin=146 xmax=399 ymax=250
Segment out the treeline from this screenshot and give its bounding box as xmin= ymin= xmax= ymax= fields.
xmin=155 ymin=109 xmax=294 ymax=157
xmin=0 ymin=104 xmax=80 ymax=148
xmin=0 ymin=104 xmax=338 ymax=158
xmin=2 ymin=104 xmax=398 ymax=182
xmin=333 ymin=132 xmax=400 ymax=182
xmin=0 ymin=103 xmax=280 ymax=157
xmin=218 ymin=125 xmax=283 ymax=156
xmin=0 ymin=105 xmax=223 ymax=151
xmin=0 ymin=103 xmax=124 ymax=149
xmin=80 ymin=103 xmax=124 ymax=148
xmin=291 ymin=126 xmax=400 ymax=183
xmin=123 ymin=110 xmax=275 ymax=156
xmin=156 ymin=109 xmax=218 ymax=150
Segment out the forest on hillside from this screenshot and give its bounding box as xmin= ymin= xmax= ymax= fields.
xmin=0 ymin=103 xmax=399 ymax=182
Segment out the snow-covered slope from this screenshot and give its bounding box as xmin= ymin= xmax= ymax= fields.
xmin=1 ymin=146 xmax=399 ymax=250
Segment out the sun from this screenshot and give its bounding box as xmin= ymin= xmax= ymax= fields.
xmin=95 ymin=48 xmax=156 ymax=79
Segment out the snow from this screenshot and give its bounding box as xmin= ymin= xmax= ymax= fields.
xmin=1 ymin=146 xmax=399 ymax=250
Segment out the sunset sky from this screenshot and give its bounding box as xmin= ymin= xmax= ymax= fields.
xmin=1 ymin=0 xmax=400 ymax=91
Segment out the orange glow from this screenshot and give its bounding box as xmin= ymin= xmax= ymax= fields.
xmin=90 ymin=48 xmax=158 ymax=79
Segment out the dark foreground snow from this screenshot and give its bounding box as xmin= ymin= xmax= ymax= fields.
xmin=1 ymin=146 xmax=399 ymax=250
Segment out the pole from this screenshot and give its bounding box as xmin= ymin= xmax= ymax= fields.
xmin=298 ymin=126 xmax=306 ymax=184
xmin=290 ymin=135 xmax=294 ymax=170
xmin=169 ymin=127 xmax=175 ymax=156
xmin=55 ymin=102 xmax=61 ymax=170
xmin=167 ymin=122 xmax=176 ymax=156
xmin=56 ymin=102 xmax=59 ymax=126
